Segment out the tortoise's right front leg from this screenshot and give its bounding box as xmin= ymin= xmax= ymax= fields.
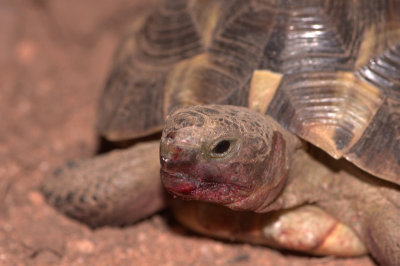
xmin=41 ymin=140 xmax=166 ymax=227
xmin=172 ymin=201 xmax=367 ymax=257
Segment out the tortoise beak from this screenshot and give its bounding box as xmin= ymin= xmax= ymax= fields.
xmin=159 ymin=133 xmax=197 ymax=196
xmin=159 ymin=128 xmax=202 ymax=163
xmin=159 ymin=134 xmax=179 ymax=164
xmin=159 ymin=127 xmax=207 ymax=197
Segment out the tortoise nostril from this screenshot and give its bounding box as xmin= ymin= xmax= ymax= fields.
xmin=166 ymin=132 xmax=176 ymax=140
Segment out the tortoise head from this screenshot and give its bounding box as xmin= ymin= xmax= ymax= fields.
xmin=160 ymin=105 xmax=292 ymax=212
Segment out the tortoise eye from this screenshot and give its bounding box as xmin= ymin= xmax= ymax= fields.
xmin=209 ymin=139 xmax=236 ymax=158
xmin=212 ymin=140 xmax=231 ymax=154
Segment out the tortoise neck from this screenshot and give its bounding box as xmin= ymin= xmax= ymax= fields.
xmin=260 ymin=143 xmax=333 ymax=212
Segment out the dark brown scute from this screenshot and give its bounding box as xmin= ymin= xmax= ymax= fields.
xmin=266 ymin=71 xmax=384 ymax=157
xmin=163 ymin=55 xmax=244 ymax=113
xmin=136 ymin=0 xmax=204 ymax=65
xmin=261 ymin=0 xmax=373 ymax=74
xmin=357 ymin=44 xmax=400 ymax=101
xmin=209 ymin=1 xmax=274 ymax=79
xmin=97 ymin=61 xmax=167 ymax=141
xmin=97 ymin=0 xmax=204 ymax=140
xmin=346 ymin=98 xmax=400 ymax=184
xmin=346 ymin=44 xmax=400 ymax=183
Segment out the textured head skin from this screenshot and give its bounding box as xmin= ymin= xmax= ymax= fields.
xmin=160 ymin=105 xmax=297 ymax=212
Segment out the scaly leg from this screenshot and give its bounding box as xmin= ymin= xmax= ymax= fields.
xmin=172 ymin=201 xmax=366 ymax=257
xmin=41 ymin=140 xmax=166 ymax=227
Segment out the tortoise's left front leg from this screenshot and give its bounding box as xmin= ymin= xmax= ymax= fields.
xmin=359 ymin=191 xmax=400 ymax=266
xmin=41 ymin=140 xmax=166 ymax=227
xmin=318 ymin=170 xmax=400 ymax=266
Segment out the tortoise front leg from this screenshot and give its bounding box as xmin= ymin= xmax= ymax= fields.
xmin=172 ymin=201 xmax=366 ymax=257
xmin=41 ymin=140 xmax=166 ymax=227
xmin=358 ymin=195 xmax=400 ymax=266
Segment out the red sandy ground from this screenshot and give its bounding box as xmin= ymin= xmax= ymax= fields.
xmin=0 ymin=0 xmax=376 ymax=265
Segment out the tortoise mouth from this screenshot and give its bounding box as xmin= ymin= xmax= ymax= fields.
xmin=160 ymin=169 xmax=250 ymax=204
xmin=161 ymin=170 xmax=198 ymax=195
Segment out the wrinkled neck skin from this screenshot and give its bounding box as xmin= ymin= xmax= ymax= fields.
xmin=257 ymin=144 xmax=331 ymax=212
xmin=260 ymin=135 xmax=400 ymax=238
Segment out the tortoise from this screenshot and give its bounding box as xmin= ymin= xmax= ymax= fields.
xmin=41 ymin=0 xmax=400 ymax=265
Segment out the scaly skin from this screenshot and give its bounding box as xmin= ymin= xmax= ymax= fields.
xmin=160 ymin=105 xmax=400 ymax=266
xmin=41 ymin=141 xmax=166 ymax=227
xmin=172 ymin=201 xmax=367 ymax=257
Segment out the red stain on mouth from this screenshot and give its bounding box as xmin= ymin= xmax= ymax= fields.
xmin=160 ymin=166 xmax=250 ymax=205
xmin=172 ymin=182 xmax=195 ymax=194
xmin=160 ymin=170 xmax=196 ymax=195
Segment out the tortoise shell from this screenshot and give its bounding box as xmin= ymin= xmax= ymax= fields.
xmin=97 ymin=0 xmax=400 ymax=184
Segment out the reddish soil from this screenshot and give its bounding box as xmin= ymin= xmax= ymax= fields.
xmin=0 ymin=0 xmax=376 ymax=265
